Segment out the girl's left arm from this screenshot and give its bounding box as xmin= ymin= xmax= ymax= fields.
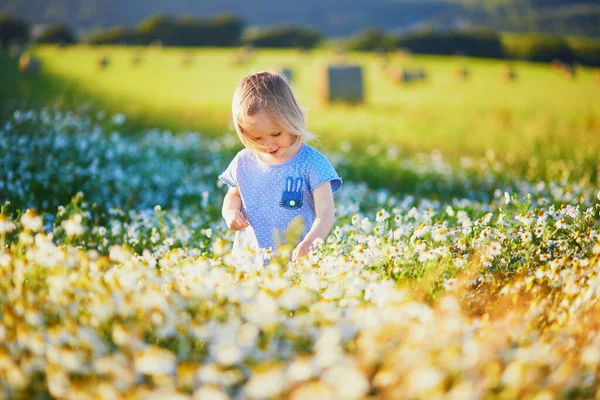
xmin=292 ymin=181 xmax=335 ymax=261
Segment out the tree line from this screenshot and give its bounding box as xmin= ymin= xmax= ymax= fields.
xmin=1 ymin=12 xmax=599 ymax=66
xmin=346 ymin=28 xmax=600 ymax=66
xmin=0 ymin=13 xmax=320 ymax=49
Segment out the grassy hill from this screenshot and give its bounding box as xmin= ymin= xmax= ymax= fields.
xmin=3 ymin=45 xmax=598 ymax=166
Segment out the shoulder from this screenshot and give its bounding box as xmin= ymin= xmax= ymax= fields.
xmin=230 ymin=148 xmax=257 ymax=165
xmin=303 ymin=144 xmax=330 ymax=161
xmin=302 ymin=144 xmax=334 ymax=166
xmin=300 ymin=144 xmax=342 ymax=193
xmin=236 ymin=148 xmax=253 ymax=159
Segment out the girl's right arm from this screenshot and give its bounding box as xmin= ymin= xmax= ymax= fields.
xmin=222 ymin=186 xmax=249 ymax=230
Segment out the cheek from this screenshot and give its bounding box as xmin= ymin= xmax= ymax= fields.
xmin=280 ymin=135 xmax=294 ymax=148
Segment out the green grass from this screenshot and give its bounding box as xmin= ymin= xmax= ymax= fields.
xmin=2 ymin=45 xmax=599 ymax=161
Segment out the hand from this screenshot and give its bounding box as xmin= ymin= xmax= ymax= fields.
xmin=223 ymin=209 xmax=249 ymax=231
xmin=292 ymin=240 xmax=311 ymax=262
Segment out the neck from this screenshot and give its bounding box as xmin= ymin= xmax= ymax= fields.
xmin=283 ymin=141 xmax=302 ymax=161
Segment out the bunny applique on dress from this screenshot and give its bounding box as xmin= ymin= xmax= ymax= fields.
xmin=280 ymin=177 xmax=304 ymax=210
xmin=219 ymin=143 xmax=342 ymax=262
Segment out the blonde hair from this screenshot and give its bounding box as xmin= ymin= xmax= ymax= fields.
xmin=232 ymin=71 xmax=315 ymax=152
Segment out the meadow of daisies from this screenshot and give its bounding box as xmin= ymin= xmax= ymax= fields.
xmin=1 ymin=107 xmax=600 ymax=399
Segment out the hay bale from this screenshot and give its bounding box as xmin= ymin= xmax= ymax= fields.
xmin=320 ymin=64 xmax=364 ymax=104
xmin=231 ymin=45 xmax=254 ymax=66
xmin=180 ymin=53 xmax=193 ymax=67
xmin=382 ymin=66 xmax=426 ymax=84
xmin=148 ymin=40 xmax=163 ymax=50
xmin=395 ymin=47 xmax=413 ymax=58
xmin=18 ymin=53 xmax=41 ymax=74
xmin=456 ymin=65 xmax=470 ymax=81
xmin=414 ymin=68 xmax=427 ymax=80
xmin=561 ymin=64 xmax=576 ymax=79
xmin=502 ymin=64 xmax=517 ymax=82
xmin=280 ymin=67 xmax=293 ymax=82
xmin=560 ymin=63 xmax=575 ymax=79
xmin=382 ymin=66 xmax=407 ymax=83
xmin=551 ymin=59 xmax=576 ymax=79
xmin=565 ymin=63 xmax=577 ymax=78
xmin=130 ymin=54 xmax=142 ymax=67
xmin=97 ymin=56 xmax=110 ymax=69
xmin=551 ymin=59 xmax=562 ymax=71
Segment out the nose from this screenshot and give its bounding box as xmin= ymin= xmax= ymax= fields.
xmin=264 ymin=137 xmax=276 ymax=149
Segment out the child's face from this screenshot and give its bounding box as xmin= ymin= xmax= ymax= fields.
xmin=243 ymin=110 xmax=300 ymax=163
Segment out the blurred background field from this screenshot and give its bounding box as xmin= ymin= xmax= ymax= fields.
xmin=2 ymin=45 xmax=599 ymax=163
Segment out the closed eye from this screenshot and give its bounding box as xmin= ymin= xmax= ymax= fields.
xmin=271 ymin=132 xmax=281 ymax=137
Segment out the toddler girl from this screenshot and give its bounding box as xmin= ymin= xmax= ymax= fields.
xmin=219 ymin=71 xmax=342 ymax=263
